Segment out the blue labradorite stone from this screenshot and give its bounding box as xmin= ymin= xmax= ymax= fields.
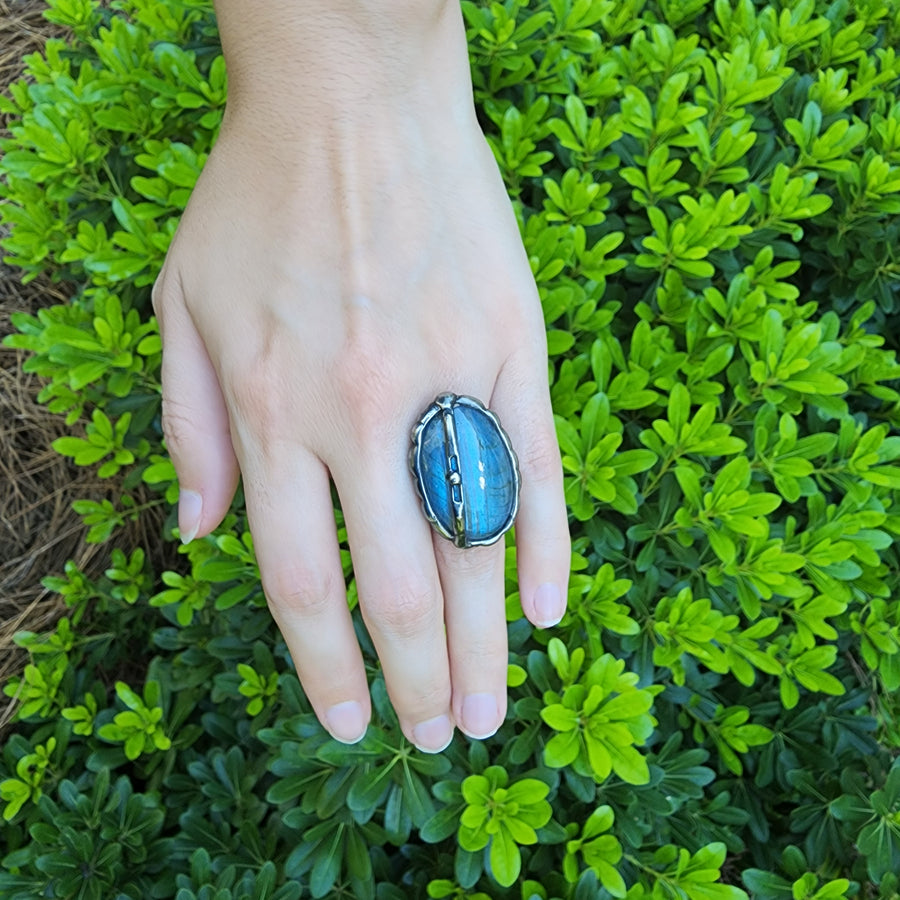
xmin=419 ymin=416 xmax=453 ymax=535
xmin=454 ymin=404 xmax=518 ymax=543
xmin=412 ymin=395 xmax=520 ymax=547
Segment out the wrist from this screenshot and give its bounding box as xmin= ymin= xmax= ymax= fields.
xmin=214 ymin=0 xmax=471 ymax=122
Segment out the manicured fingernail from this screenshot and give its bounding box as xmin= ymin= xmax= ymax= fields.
xmin=325 ymin=701 xmax=367 ymax=744
xmin=178 ymin=489 xmax=203 ymax=544
xmin=461 ymin=693 xmax=500 ymax=740
xmin=534 ymin=582 xmax=564 ymax=627
xmin=412 ymin=715 xmax=453 ymax=753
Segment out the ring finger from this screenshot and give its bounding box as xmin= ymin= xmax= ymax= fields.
xmin=434 ymin=537 xmax=508 ymax=739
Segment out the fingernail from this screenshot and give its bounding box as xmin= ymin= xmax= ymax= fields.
xmin=534 ymin=582 xmax=565 ymax=628
xmin=325 ymin=701 xmax=368 ymax=744
xmin=460 ymin=693 xmax=500 ymax=740
xmin=412 ymin=715 xmax=454 ymax=753
xmin=178 ymin=489 xmax=203 ymax=544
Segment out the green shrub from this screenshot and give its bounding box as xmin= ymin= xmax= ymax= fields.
xmin=3 ymin=0 xmax=900 ymax=896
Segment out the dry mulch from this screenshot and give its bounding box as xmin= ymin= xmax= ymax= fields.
xmin=0 ymin=0 xmax=68 ymax=734
xmin=0 ymin=0 xmax=51 ymax=72
xmin=0 ymin=0 xmax=170 ymax=736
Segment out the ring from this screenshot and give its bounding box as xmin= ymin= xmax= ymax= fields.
xmin=409 ymin=393 xmax=520 ymax=548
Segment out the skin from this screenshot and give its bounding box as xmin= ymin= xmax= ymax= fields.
xmin=152 ymin=0 xmax=571 ymax=752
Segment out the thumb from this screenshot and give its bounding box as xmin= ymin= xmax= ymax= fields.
xmin=153 ymin=273 xmax=240 ymax=543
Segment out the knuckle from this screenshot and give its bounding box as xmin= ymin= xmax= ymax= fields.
xmin=160 ymin=396 xmax=197 ymax=453
xmin=363 ymin=574 xmax=438 ymax=640
xmin=518 ymin=422 xmax=563 ymax=484
xmin=333 ymin=328 xmax=403 ymax=437
xmin=264 ymin=565 xmax=337 ymax=620
xmin=407 ymin=684 xmax=453 ymax=718
xmin=225 ymin=347 xmax=291 ymax=435
xmin=455 ymin=644 xmax=508 ymax=679
xmin=435 ymin=543 xmax=498 ymax=581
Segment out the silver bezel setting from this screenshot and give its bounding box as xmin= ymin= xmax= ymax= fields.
xmin=409 ymin=393 xmax=521 ymax=549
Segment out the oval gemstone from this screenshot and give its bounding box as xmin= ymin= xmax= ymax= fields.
xmin=412 ymin=395 xmax=519 ymax=547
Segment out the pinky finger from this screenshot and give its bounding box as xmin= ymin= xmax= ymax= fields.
xmin=491 ymin=350 xmax=570 ymax=629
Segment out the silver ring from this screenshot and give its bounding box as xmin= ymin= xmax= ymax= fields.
xmin=409 ymin=393 xmax=520 ymax=548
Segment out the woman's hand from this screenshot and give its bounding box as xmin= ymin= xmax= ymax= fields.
xmin=152 ymin=0 xmax=570 ymax=751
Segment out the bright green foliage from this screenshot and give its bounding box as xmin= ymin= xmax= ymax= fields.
xmin=96 ymin=681 xmax=172 ymax=760
xmin=61 ymin=690 xmax=99 ymax=736
xmin=0 ymin=738 xmax=56 ymax=820
xmin=52 ymin=407 xmax=148 ymax=477
xmin=150 ymin=569 xmax=213 ymax=626
xmin=426 ymin=880 xmax=491 ymax=900
xmin=4 ymin=0 xmax=900 ymax=896
xmin=623 ymin=842 xmax=748 ymax=900
xmin=558 ymin=392 xmax=658 ymax=517
xmin=236 ymin=664 xmax=279 ymax=717
xmin=6 ymin=289 xmax=160 ymax=424
xmin=563 ymin=805 xmax=626 ymax=895
xmin=541 ymin=641 xmax=658 ymax=784
xmin=458 ymin=766 xmax=553 ymax=886
xmin=2 ymin=657 xmax=66 ymax=720
xmin=105 ymin=547 xmax=152 ymax=605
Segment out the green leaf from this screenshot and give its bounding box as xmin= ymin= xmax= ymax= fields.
xmin=541 ymin=704 xmax=578 ymax=732
xmin=506 ymin=778 xmax=549 ymax=806
xmin=489 ymin=827 xmax=521 ymax=888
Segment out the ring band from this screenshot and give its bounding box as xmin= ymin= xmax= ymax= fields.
xmin=409 ymin=393 xmax=520 ymax=548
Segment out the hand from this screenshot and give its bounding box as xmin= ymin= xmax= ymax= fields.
xmin=152 ymin=0 xmax=570 ymax=751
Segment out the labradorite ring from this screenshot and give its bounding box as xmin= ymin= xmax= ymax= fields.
xmin=409 ymin=393 xmax=521 ymax=549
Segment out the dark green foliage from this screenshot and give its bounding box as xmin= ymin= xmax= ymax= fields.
xmin=3 ymin=0 xmax=900 ymax=896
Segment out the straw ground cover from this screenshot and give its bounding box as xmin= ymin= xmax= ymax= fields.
xmin=0 ymin=0 xmax=73 ymax=728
